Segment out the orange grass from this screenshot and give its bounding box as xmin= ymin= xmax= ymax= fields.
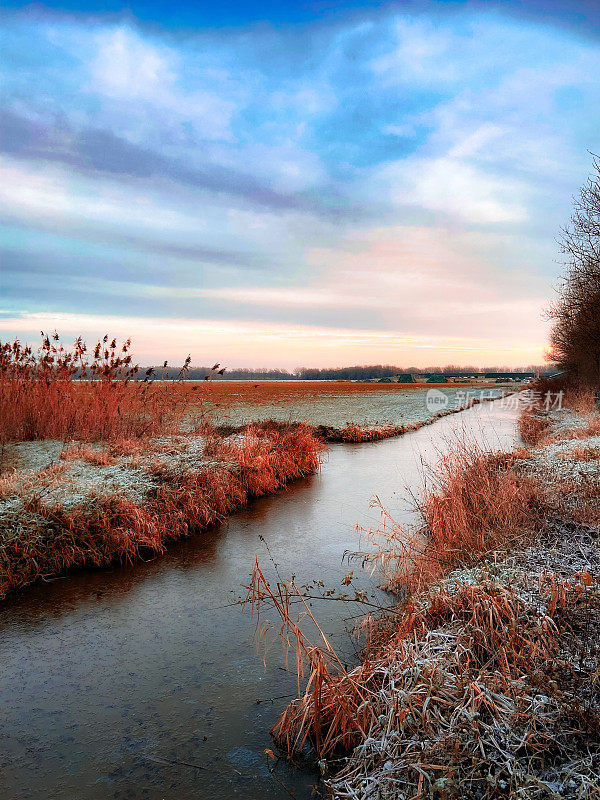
xmin=266 ymin=569 xmax=569 ymax=764
xmin=0 ymin=334 xmax=194 ymax=447
xmin=518 ymin=378 xmax=600 ymax=445
xmin=0 ymin=423 xmax=323 ymax=599
xmin=562 ymin=382 xmax=598 ymax=415
xmin=517 ymin=376 xmax=573 ymax=446
xmin=321 ymin=423 xmax=405 ymax=442
xmin=245 ymin=562 xmax=372 ymax=757
xmin=362 ymin=444 xmax=543 ymax=595
xmin=419 ymin=448 xmax=542 ymax=573
xmin=518 ymin=407 xmax=552 ymax=444
xmin=59 ymin=444 xmax=118 ymax=465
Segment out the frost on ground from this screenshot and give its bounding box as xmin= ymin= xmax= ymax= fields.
xmin=4 ymin=440 xmax=66 ymax=472
xmin=328 ymin=522 xmax=600 ymax=800
xmin=0 ymin=433 xmax=243 ymax=523
xmin=213 ymin=388 xmax=506 ymax=430
xmin=0 ymin=437 xmax=214 ymax=512
xmin=518 ymin=435 xmax=600 ymax=484
xmin=546 ymin=407 xmax=590 ymax=436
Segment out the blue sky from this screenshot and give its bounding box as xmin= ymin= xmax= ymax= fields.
xmin=1 ymin=1 xmax=599 ymax=367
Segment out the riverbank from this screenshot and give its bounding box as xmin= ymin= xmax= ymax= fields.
xmin=314 ymin=389 xmax=512 ymax=442
xmin=273 ymin=388 xmax=600 ymax=799
xmin=0 ymin=422 xmax=323 ymax=600
xmin=214 ymin=389 xmax=514 ymax=444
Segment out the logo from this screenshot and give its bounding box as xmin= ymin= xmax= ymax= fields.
xmin=426 ymin=388 xmax=449 ymax=412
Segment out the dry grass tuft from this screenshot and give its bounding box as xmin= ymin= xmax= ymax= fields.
xmin=518 ymin=408 xmax=552 ymax=445
xmin=363 ymin=444 xmax=543 ymax=595
xmin=60 ymin=444 xmax=117 ymax=466
xmin=323 ymin=424 xmax=404 ymax=443
xmin=420 ymin=446 xmax=541 ymax=578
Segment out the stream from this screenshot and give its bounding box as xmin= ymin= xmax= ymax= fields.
xmin=0 ymin=397 xmax=520 ymax=800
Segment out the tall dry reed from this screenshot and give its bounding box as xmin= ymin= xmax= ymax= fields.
xmin=0 ymin=333 xmax=194 ymax=447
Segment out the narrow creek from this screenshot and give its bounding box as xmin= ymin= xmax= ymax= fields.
xmin=0 ymin=398 xmax=520 ymax=800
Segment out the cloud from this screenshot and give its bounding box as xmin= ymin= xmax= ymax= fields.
xmin=0 ymin=108 xmax=325 ymax=213
xmin=2 ymin=221 xmax=551 ymax=353
xmin=378 ymin=155 xmax=529 ymax=224
xmin=1 ymin=6 xmax=598 ymax=365
xmin=0 ymin=157 xmax=305 ymax=270
xmin=91 ymin=27 xmax=174 ymax=100
xmin=89 ymin=26 xmax=235 ymax=141
xmin=370 ymin=17 xmax=457 ymax=84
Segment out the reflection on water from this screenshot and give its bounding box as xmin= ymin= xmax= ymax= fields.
xmin=0 ymin=400 xmax=518 ymax=800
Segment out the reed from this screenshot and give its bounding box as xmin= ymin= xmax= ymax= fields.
xmin=0 ymin=333 xmax=192 ymax=449
xmin=414 ymin=445 xmax=542 ymax=587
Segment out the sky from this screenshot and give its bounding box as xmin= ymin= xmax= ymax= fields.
xmin=1 ymin=1 xmax=599 ymax=368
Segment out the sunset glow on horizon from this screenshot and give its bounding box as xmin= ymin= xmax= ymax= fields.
xmin=0 ymin=310 xmax=549 ymax=370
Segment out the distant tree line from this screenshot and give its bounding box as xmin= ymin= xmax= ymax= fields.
xmin=548 ymin=154 xmax=600 ymax=388
xmin=146 ymin=363 xmax=549 ymax=381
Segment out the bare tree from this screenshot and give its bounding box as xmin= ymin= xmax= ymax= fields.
xmin=548 ymin=154 xmax=600 ymax=387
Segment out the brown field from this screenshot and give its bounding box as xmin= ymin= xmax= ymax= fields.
xmin=190 ymin=379 xmax=513 ymax=432
xmin=174 ymin=378 xmax=515 ymax=434
xmin=188 ymin=379 xmax=507 ymax=407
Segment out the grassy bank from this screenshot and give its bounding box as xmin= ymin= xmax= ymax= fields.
xmin=203 ymin=379 xmax=512 ymax=432
xmin=0 ymin=422 xmax=323 ymax=600
xmin=263 ymin=385 xmax=600 ymax=799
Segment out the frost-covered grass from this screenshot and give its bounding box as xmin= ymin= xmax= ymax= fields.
xmin=212 ymin=387 xmax=507 ymax=429
xmin=518 ymin=435 xmax=600 ymax=485
xmin=0 ymin=423 xmax=323 ymax=600
xmin=323 ymin=521 xmax=600 ymax=800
